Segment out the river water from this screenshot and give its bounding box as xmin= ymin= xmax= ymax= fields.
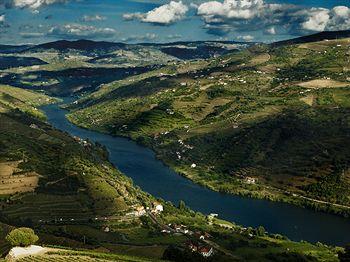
xmin=42 ymin=102 xmax=349 ymax=246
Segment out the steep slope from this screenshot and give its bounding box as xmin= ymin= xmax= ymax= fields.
xmin=0 ymin=86 xmax=340 ymax=262
xmin=67 ymin=37 xmax=350 ymax=216
xmin=273 ymin=30 xmax=350 ymax=47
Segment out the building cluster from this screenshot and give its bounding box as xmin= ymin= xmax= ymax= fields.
xmin=161 ymin=223 xmax=214 ymax=257
xmin=245 ymin=177 xmax=257 ymax=184
xmin=127 ymin=205 xmax=147 ymax=217
xmin=187 ymin=241 xmax=214 ymax=257
xmin=150 ymin=202 xmax=164 ymax=214
xmin=128 ymin=202 xmax=164 ymax=218
xmin=167 ymin=223 xmax=191 ymax=235
xmin=73 ymin=136 xmax=91 ymax=147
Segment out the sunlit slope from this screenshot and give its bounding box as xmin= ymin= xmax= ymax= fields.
xmin=68 ymin=37 xmax=350 ymax=216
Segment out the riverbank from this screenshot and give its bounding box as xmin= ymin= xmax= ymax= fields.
xmin=65 ymin=38 xmax=350 ymax=225
xmin=41 ymin=103 xmax=350 ymax=245
xmin=162 ymin=159 xmax=350 ymax=218
xmin=65 ymin=111 xmax=350 ymax=219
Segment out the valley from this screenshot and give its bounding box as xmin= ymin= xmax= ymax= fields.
xmin=66 ymin=34 xmax=350 ymax=218
xmin=0 ymin=79 xmax=340 ymax=262
xmin=0 ymin=31 xmax=350 ymax=261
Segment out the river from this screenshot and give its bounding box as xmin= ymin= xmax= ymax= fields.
xmin=42 ymin=102 xmax=349 ymax=246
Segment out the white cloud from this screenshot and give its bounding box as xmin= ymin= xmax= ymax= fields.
xmin=301 ymin=8 xmax=330 ymax=32
xmin=301 ymin=6 xmax=350 ymax=32
xmin=81 ymin=14 xmax=107 ymax=22
xmin=48 ymin=24 xmax=117 ymax=39
xmin=332 ymin=5 xmax=350 ymax=17
xmin=196 ymin=0 xmax=350 ymax=36
xmin=196 ymin=0 xmax=294 ymax=35
xmin=326 ymin=6 xmax=350 ymax=31
xmin=198 ymin=0 xmax=264 ymax=23
xmin=123 ymin=1 xmax=188 ymax=25
xmin=12 ymin=0 xmax=67 ymax=9
xmin=265 ymin=26 xmax=276 ymax=35
xmin=237 ymin=34 xmax=254 ymax=41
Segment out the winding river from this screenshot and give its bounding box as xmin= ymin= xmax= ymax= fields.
xmin=42 ymin=102 xmax=350 ymax=246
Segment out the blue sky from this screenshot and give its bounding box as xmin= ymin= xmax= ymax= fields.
xmin=0 ymin=0 xmax=349 ymax=45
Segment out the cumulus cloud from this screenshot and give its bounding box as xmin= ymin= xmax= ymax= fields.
xmin=196 ymin=0 xmax=295 ymax=35
xmin=123 ymin=1 xmax=188 ymax=25
xmin=301 ymin=8 xmax=329 ymax=31
xmin=198 ymin=0 xmax=264 ymax=22
xmin=300 ymin=6 xmax=350 ymax=32
xmin=324 ymin=6 xmax=350 ymax=31
xmin=8 ymin=0 xmax=68 ymax=9
xmin=196 ymin=0 xmax=350 ymax=36
xmin=81 ymin=14 xmax=106 ymax=22
xmin=48 ymin=24 xmax=117 ymax=39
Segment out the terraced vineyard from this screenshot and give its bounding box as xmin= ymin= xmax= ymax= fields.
xmin=67 ymin=36 xmax=350 ymax=216
xmin=0 ymin=161 xmax=39 ymax=195
xmin=0 ymin=86 xmax=160 ymax=259
xmin=1 ymin=35 xmax=349 ymax=261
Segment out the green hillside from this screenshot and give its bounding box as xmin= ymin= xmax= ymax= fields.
xmin=0 ymin=85 xmax=56 ymax=119
xmin=67 ymin=38 xmax=350 ymax=216
xmin=0 ymin=85 xmax=341 ymax=261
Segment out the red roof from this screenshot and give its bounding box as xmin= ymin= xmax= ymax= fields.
xmin=199 ymin=246 xmax=212 ymax=253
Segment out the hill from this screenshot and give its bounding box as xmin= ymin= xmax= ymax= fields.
xmin=0 ymin=45 xmax=32 ymax=54
xmin=66 ymin=36 xmax=350 ymax=217
xmin=0 ymin=40 xmax=249 ymax=96
xmin=0 ymin=86 xmax=340 ymax=261
xmin=273 ymin=30 xmax=350 ymax=47
xmin=33 ymin=40 xmax=127 ymax=52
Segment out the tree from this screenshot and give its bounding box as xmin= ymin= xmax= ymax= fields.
xmin=339 ymin=245 xmax=350 ymax=262
xmin=178 ymin=200 xmax=187 ymax=211
xmin=256 ymin=226 xmax=266 ymax=236
xmin=6 ymin=228 xmax=39 ymax=247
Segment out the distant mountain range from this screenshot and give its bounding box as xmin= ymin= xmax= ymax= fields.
xmin=0 ymin=39 xmax=249 ymax=60
xmin=1 ymin=29 xmax=350 ymax=55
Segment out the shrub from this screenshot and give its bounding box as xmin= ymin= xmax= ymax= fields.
xmin=5 ymin=227 xmax=39 ymax=247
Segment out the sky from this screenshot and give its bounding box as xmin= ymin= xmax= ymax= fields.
xmin=0 ymin=0 xmax=349 ymax=45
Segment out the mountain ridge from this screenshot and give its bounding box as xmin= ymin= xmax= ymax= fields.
xmin=272 ymin=29 xmax=350 ymax=46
